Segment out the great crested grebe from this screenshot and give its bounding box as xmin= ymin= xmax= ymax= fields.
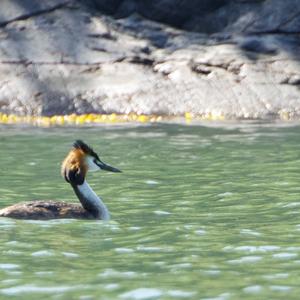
xmin=0 ymin=140 xmax=121 ymax=220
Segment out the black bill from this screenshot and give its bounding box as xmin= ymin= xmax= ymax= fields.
xmin=97 ymin=161 xmax=122 ymax=173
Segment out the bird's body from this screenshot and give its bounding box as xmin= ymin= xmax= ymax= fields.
xmin=0 ymin=200 xmax=95 ymax=220
xmin=0 ymin=140 xmax=121 ymax=220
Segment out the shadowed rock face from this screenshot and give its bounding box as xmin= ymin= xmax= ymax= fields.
xmin=87 ymin=0 xmax=228 ymax=30
xmin=0 ymin=0 xmax=300 ymax=120
xmin=84 ymin=0 xmax=299 ymax=34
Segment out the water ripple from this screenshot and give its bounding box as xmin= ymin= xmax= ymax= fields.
xmin=272 ymin=253 xmax=298 ymax=260
xmin=0 ymin=264 xmax=20 ymax=270
xmin=99 ymin=269 xmax=139 ymax=279
xmin=62 ymin=252 xmax=80 ymax=258
xmin=223 ymin=245 xmax=280 ymax=253
xmin=119 ymin=288 xmax=195 ymax=300
xmin=31 ymin=250 xmax=55 ymax=257
xmin=263 ymin=273 xmax=289 ymax=280
xmin=269 ymin=285 xmax=292 ymax=292
xmin=115 ymin=248 xmax=135 ymax=254
xmin=243 ymin=285 xmax=262 ymax=294
xmin=227 ymin=256 xmax=262 ymax=264
xmin=153 ymin=210 xmax=171 ymax=216
xmin=0 ymin=284 xmax=89 ymax=295
xmin=120 ymin=288 xmax=163 ymax=300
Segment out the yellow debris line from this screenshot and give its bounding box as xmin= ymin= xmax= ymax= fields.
xmin=184 ymin=112 xmax=226 ymax=122
xmin=0 ymin=112 xmax=230 ymax=126
xmin=0 ymin=113 xmax=163 ymax=126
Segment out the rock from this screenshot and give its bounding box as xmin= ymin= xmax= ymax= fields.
xmin=0 ymin=0 xmax=70 ymax=26
xmin=0 ymin=0 xmax=300 ymax=120
xmin=86 ymin=0 xmax=300 ymax=35
xmin=237 ymin=37 xmax=278 ymax=54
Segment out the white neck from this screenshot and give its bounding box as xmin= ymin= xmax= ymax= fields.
xmin=76 ymin=180 xmax=110 ymax=220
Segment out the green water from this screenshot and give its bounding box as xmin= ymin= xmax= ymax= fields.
xmin=1 ymin=123 xmax=300 ymax=300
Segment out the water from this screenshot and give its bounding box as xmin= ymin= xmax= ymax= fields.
xmin=0 ymin=122 xmax=300 ymax=300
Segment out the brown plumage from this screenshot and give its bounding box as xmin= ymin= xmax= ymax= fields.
xmin=61 ymin=147 xmax=88 ymax=183
xmin=0 ymin=201 xmax=95 ymax=220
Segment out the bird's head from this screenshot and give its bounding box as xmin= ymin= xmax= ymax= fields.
xmin=62 ymin=140 xmax=121 ymax=185
xmin=73 ymin=140 xmax=121 ymax=173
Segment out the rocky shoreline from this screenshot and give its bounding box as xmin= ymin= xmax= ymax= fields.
xmin=0 ymin=0 xmax=299 ymax=120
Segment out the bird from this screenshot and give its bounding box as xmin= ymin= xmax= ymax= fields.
xmin=0 ymin=140 xmax=121 ymax=220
